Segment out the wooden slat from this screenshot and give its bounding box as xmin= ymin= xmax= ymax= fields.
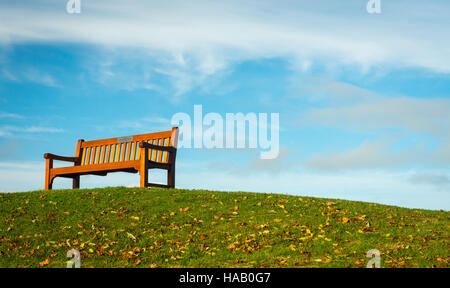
xmin=94 ymin=146 xmax=99 ymax=164
xmin=85 ymin=147 xmax=91 ymax=165
xmin=105 ymin=145 xmax=111 ymax=163
xmin=50 ymin=160 xmax=170 ymax=176
xmin=99 ymin=145 xmax=105 ymax=164
xmin=81 ymin=148 xmax=87 ymax=166
xmin=150 ymin=139 xmax=157 ymax=162
xmin=81 ymin=130 xmax=173 ymax=148
xmin=88 ymin=147 xmax=93 ymax=165
xmin=127 ymin=142 xmax=133 ymax=161
xmin=163 ymin=138 xmax=169 ymax=163
xmin=101 ymin=146 xmax=106 ymax=164
xmin=147 ymin=140 xmax=151 ymax=161
xmin=148 ymin=140 xmax=152 ymax=161
xmin=158 ymin=138 xmax=164 ymax=163
xmin=131 ymin=141 xmax=137 ymax=160
xmin=51 ymin=160 xmax=141 ymax=175
xmin=121 ymin=143 xmax=128 ymax=162
xmin=110 ymin=144 xmax=116 ymax=163
xmin=137 ymin=142 xmax=141 ymax=160
xmin=116 ymin=144 xmax=122 ymax=162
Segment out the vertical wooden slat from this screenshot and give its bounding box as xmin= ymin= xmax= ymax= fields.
xmin=101 ymin=145 xmax=106 ymax=164
xmin=127 ymin=142 xmax=133 ymax=161
xmin=163 ymin=138 xmax=169 ymax=163
xmin=85 ymin=147 xmax=91 ymax=165
xmin=115 ymin=144 xmax=122 ymax=162
xmin=111 ymin=144 xmax=116 ymax=163
xmin=75 ymin=139 xmax=84 ymax=166
xmin=158 ymin=138 xmax=165 ymax=163
xmin=121 ymin=143 xmax=127 ymax=162
xmin=131 ymin=141 xmax=137 ymax=160
xmin=99 ymin=145 xmax=105 ymax=164
xmin=105 ymin=145 xmax=111 ymax=163
xmin=136 ymin=142 xmax=141 ymax=160
xmin=94 ymin=146 xmax=100 ymax=164
xmin=150 ymin=139 xmax=157 ymax=161
xmin=81 ymin=147 xmax=87 ymax=165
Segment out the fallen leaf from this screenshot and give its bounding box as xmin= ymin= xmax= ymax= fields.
xmin=39 ymin=258 xmax=50 ymax=267
xmin=127 ymin=232 xmax=136 ymax=241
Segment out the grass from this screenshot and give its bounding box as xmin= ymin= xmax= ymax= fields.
xmin=0 ymin=187 xmax=448 ymax=268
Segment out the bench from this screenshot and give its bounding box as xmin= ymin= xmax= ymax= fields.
xmin=44 ymin=127 xmax=179 ymax=190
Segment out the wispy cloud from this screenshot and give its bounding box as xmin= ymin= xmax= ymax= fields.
xmin=302 ymin=96 xmax=450 ymax=136
xmin=0 ymin=125 xmax=64 ymax=137
xmin=1 ymin=67 xmax=59 ymax=87
xmin=305 ymin=140 xmax=427 ymax=171
xmin=22 ymin=68 xmax=59 ymax=87
xmin=0 ymin=112 xmax=24 ymax=119
xmin=118 ymin=116 xmax=171 ymax=130
xmin=294 ymin=79 xmax=450 ymax=171
xmin=409 ymin=172 xmax=450 ymax=188
xmin=0 ymin=0 xmax=449 ymax=96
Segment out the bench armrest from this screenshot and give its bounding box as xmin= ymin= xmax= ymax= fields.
xmin=44 ymin=153 xmax=79 ymax=163
xmin=139 ymin=141 xmax=176 ymax=153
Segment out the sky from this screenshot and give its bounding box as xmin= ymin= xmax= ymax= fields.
xmin=0 ymin=0 xmax=449 ymax=210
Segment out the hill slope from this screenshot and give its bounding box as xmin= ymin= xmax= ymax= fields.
xmin=0 ymin=187 xmax=448 ymax=268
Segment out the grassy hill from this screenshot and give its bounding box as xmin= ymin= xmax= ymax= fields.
xmin=0 ymin=187 xmax=448 ymax=268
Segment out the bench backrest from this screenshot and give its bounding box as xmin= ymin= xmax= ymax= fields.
xmin=78 ymin=127 xmax=178 ymax=166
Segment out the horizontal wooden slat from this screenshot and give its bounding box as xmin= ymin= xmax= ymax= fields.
xmin=50 ymin=160 xmax=171 ymax=176
xmin=81 ymin=130 xmax=173 ymax=148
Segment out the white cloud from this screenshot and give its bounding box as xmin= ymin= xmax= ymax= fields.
xmin=1 ymin=67 xmax=59 ymax=87
xmin=0 ymin=0 xmax=448 ymax=97
xmin=302 ymin=96 xmax=450 ymax=136
xmin=118 ymin=116 xmax=171 ymax=132
xmin=0 ymin=125 xmax=64 ymax=137
xmin=289 ymin=76 xmax=376 ymax=104
xmin=22 ymin=68 xmax=59 ymax=87
xmin=409 ymin=172 xmax=450 ymax=188
xmin=294 ymin=81 xmax=450 ymax=171
xmin=305 ymin=140 xmax=427 ymax=171
xmin=0 ymin=161 xmax=43 ymax=192
xmin=0 ymin=112 xmax=23 ymax=119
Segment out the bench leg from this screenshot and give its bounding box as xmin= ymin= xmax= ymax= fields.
xmin=73 ymin=175 xmax=80 ymax=189
xmin=168 ymin=166 xmax=175 ymax=188
xmin=140 ymin=168 xmax=148 ymax=188
xmin=45 ymin=177 xmax=53 ymax=190
xmin=45 ymin=158 xmax=53 ymax=190
xmin=140 ymin=147 xmax=149 ymax=188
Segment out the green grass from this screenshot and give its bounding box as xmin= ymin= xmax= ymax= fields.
xmin=0 ymin=187 xmax=448 ymax=268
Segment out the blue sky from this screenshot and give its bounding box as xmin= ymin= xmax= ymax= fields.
xmin=0 ymin=0 xmax=449 ymax=210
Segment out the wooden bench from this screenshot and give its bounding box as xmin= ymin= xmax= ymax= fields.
xmin=44 ymin=127 xmax=179 ymax=190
